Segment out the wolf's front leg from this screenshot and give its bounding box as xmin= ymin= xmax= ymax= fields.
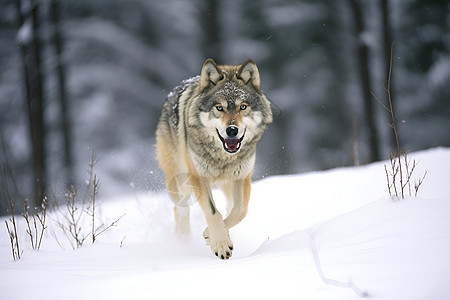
xmin=223 ymin=175 xmax=251 ymax=230
xmin=189 ymin=174 xmax=233 ymax=259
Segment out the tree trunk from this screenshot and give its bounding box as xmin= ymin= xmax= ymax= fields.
xmin=50 ymin=0 xmax=74 ymax=188
xmin=16 ymin=0 xmax=47 ymax=208
xmin=348 ymin=0 xmax=380 ymax=162
xmin=202 ymin=0 xmax=221 ymax=62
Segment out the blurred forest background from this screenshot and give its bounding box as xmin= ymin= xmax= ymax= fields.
xmin=1 ymin=0 xmax=449 ymax=214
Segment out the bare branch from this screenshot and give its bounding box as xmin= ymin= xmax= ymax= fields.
xmin=415 ymin=171 xmax=427 ymax=197
xmin=93 ymin=214 xmax=126 ymax=240
xmin=2 ymin=165 xmax=21 ymax=260
xmin=36 ymin=197 xmax=48 ymax=249
xmin=22 ymin=197 xmax=36 ymax=250
xmin=120 ymin=236 xmax=126 ymax=248
xmin=384 ymin=164 xmax=392 ymax=196
xmin=91 ymin=174 xmax=99 ymax=243
xmin=370 ymin=90 xmax=391 ymax=112
xmin=51 ymin=151 xmax=124 ymax=248
xmin=372 ymin=44 xmax=427 ymax=199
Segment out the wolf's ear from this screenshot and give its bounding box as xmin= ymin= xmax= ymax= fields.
xmin=200 ymin=58 xmax=224 ymax=90
xmin=237 ymin=58 xmax=260 ymax=90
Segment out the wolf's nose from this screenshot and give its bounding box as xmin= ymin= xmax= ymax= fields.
xmin=226 ymin=125 xmax=239 ymax=138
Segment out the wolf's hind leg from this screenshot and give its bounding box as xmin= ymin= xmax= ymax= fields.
xmin=166 ymin=174 xmax=191 ymax=235
xmin=174 ymin=206 xmax=190 ymax=235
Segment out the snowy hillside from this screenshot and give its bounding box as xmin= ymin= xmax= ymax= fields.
xmin=1 ymin=147 xmax=450 ymax=300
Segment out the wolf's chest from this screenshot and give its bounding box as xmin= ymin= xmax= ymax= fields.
xmin=189 ymin=149 xmax=255 ymax=180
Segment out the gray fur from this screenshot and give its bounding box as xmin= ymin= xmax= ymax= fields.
xmin=156 ymin=58 xmax=272 ymax=259
xmin=159 ymin=69 xmax=272 ymax=179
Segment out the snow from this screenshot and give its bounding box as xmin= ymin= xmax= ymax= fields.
xmin=1 ymin=147 xmax=450 ymax=300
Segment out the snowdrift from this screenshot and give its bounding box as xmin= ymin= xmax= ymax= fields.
xmin=1 ymin=147 xmax=450 ymax=300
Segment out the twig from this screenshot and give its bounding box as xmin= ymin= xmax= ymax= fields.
xmin=384 ymin=165 xmax=392 ymax=196
xmin=83 ymin=150 xmax=98 ymax=206
xmin=373 ymin=43 xmax=426 ymax=199
xmin=91 ymin=174 xmax=98 ymax=243
xmin=36 ymin=197 xmax=48 ymax=249
xmin=389 ymin=153 xmax=399 ymax=198
xmin=402 ymin=153 xmax=417 ymax=196
xmin=120 ymin=236 xmax=126 ymax=248
xmin=93 ymin=214 xmax=126 ymax=240
xmin=21 ymin=196 xmax=47 ymax=250
xmin=415 ymin=170 xmax=427 ymax=197
xmin=22 ymin=197 xmax=36 ymax=250
xmin=55 ymin=187 xmax=88 ymax=248
xmin=5 ymin=221 xmax=22 ymax=260
xmin=52 ymin=150 xmax=124 ymax=248
xmin=2 ymin=165 xmax=21 ymax=260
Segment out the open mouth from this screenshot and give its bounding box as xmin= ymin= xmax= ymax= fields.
xmin=217 ymin=129 xmax=245 ymax=154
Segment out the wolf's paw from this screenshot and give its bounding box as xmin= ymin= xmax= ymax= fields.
xmin=204 ymin=227 xmax=233 ymax=259
xmin=211 ymin=239 xmax=233 ymax=260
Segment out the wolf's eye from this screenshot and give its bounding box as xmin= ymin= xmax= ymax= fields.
xmin=216 ymin=105 xmax=223 ymax=111
xmin=240 ymin=104 xmax=247 ymax=110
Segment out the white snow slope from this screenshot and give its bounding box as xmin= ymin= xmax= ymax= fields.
xmin=1 ymin=147 xmax=450 ymax=300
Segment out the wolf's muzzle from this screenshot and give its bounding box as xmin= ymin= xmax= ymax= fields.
xmin=217 ymin=127 xmax=245 ymax=154
xmin=226 ymin=125 xmax=239 ymax=138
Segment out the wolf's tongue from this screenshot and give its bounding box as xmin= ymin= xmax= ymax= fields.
xmin=225 ymin=139 xmax=239 ymax=151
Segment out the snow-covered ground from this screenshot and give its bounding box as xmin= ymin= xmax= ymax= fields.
xmin=1 ymin=147 xmax=450 ymax=300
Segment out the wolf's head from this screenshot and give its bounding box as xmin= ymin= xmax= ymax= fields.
xmin=196 ymin=58 xmax=273 ymax=154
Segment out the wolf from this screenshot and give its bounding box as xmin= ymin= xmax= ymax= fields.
xmin=156 ymin=58 xmax=272 ymax=259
